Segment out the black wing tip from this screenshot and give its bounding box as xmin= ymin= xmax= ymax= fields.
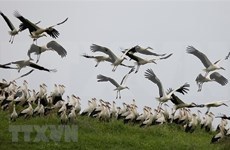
xmin=186 ymin=46 xmax=196 ymax=53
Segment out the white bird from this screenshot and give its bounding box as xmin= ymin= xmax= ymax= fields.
xmin=0 ymin=11 xmax=19 ymax=44
xmin=144 ymin=68 xmax=190 ymax=106
xmin=97 ymin=67 xmax=134 ymax=99
xmin=10 ymin=104 xmax=18 ymax=121
xmin=90 ymin=44 xmax=130 ymax=71
xmin=211 ymin=124 xmax=228 ymax=143
xmin=195 ymin=72 xmax=228 ymax=92
xmin=123 ymin=47 xmax=172 ymax=73
xmin=185 ymin=113 xmax=198 ymax=133
xmin=128 ymin=45 xmax=167 ymax=56
xmin=4 ymin=59 xmax=57 ymax=73
xmin=82 ymin=53 xmax=134 ymax=69
xmin=170 ymin=93 xmax=198 ymax=115
xmin=186 ymin=46 xmax=226 ymax=75
xmin=0 ymin=11 xmax=41 ymax=44
xmin=27 ymin=41 xmax=67 ymax=63
xmin=199 ymin=100 xmax=229 ymax=114
xmin=14 ymin=11 xmax=68 ymax=42
xmin=18 ymin=102 xmax=33 ymax=118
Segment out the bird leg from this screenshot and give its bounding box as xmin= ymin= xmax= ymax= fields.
xmin=119 ymin=91 xmax=121 ymax=99
xmin=11 ymin=36 xmax=15 ymax=44
xmin=9 ymin=35 xmax=13 ymax=44
xmin=135 ymin=65 xmax=140 ymax=73
xmin=197 ymin=83 xmax=203 ymax=92
xmin=36 ymin=54 xmax=41 ymax=63
xmin=95 ymin=62 xmax=99 ymax=67
xmin=116 ymin=91 xmax=118 ymax=99
xmin=112 ymin=66 xmax=117 ymax=72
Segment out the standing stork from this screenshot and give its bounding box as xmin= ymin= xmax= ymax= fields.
xmin=186 ymin=46 xmax=226 ymax=75
xmin=195 ymin=72 xmax=228 ymax=92
xmin=97 ymin=67 xmax=134 ymax=99
xmin=27 ymin=41 xmax=67 ymax=63
xmin=90 ymin=44 xmax=131 ymax=72
xmin=14 ymin=11 xmax=68 ymax=42
xmin=144 ymin=68 xmax=190 ymax=106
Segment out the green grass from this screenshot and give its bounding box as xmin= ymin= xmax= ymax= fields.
xmin=0 ymin=110 xmax=229 ymax=150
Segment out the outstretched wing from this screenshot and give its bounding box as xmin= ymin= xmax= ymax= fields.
xmin=97 ymin=74 xmax=120 ymax=88
xmin=14 ymin=11 xmax=38 ymax=33
xmin=135 ymin=45 xmax=166 ymax=56
xmin=195 ymin=73 xmax=206 ymax=83
xmin=175 ymin=83 xmax=190 ymax=95
xmin=210 ymin=72 xmax=228 ymax=86
xmin=27 ymin=44 xmax=41 ymax=59
xmin=47 ymin=41 xmax=67 ymax=57
xmin=186 ymin=46 xmax=212 ymax=68
xmin=28 ymin=62 xmax=57 ymax=72
xmin=120 ymin=67 xmax=134 ymax=85
xmin=0 ymin=11 xmax=15 ymax=31
xmin=170 ymin=93 xmax=185 ymax=105
xmin=90 ymin=44 xmax=117 ymax=62
xmin=144 ymin=69 xmax=163 ymax=97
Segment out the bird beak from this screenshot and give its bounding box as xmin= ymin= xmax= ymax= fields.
xmin=220 ymin=67 xmax=225 ymax=70
xmin=224 ymin=103 xmax=228 ymax=107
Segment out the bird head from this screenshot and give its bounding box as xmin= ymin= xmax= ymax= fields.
xmin=125 ymin=86 xmax=130 ymax=90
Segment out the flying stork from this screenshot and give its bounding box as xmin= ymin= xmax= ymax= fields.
xmin=27 ymin=40 xmax=67 ymax=63
xmin=144 ymin=68 xmax=190 ymax=106
xmin=3 ymin=59 xmax=57 ymax=73
xmin=14 ymin=11 xmax=68 ymax=42
xmin=186 ymin=46 xmax=227 ymax=75
xmin=97 ymin=67 xmax=134 ymax=99
xmin=90 ymin=44 xmax=131 ymax=72
xmin=128 ymin=45 xmax=167 ymax=56
xmin=198 ymin=100 xmax=230 ymax=114
xmin=123 ymin=47 xmax=173 ymax=73
xmin=195 ymin=72 xmax=228 ymax=92
xmin=0 ymin=11 xmax=41 ymax=43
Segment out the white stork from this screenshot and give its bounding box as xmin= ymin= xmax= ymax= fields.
xmin=144 ymin=68 xmax=190 ymax=106
xmin=97 ymin=67 xmax=134 ymax=99
xmin=27 ymin=41 xmax=67 ymax=63
xmin=195 ymin=72 xmax=228 ymax=92
xmin=14 ymin=11 xmax=68 ymax=42
xmin=90 ymin=44 xmax=131 ymax=71
xmin=3 ymin=59 xmax=57 ymax=73
xmin=199 ymin=100 xmax=229 ymax=114
xmin=186 ymin=46 xmax=226 ymax=75
xmin=0 ymin=11 xmax=19 ymax=43
xmin=124 ymin=50 xmax=173 ymax=73
xmin=128 ymin=45 xmax=167 ymax=56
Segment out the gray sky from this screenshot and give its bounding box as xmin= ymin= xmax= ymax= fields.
xmin=1 ymin=0 xmax=230 ymax=127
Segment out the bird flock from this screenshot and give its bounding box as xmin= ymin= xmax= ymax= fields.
xmin=1 ymin=10 xmax=230 ymax=144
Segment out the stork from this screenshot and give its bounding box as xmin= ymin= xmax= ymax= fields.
xmin=186 ymin=46 xmax=226 ymax=75
xmin=123 ymin=48 xmax=172 ymax=73
xmin=169 ymin=93 xmax=199 ymax=116
xmin=10 ymin=104 xmax=18 ymax=121
xmin=195 ymin=72 xmax=228 ymax=92
xmin=82 ymin=53 xmax=134 ymax=68
xmin=97 ymin=67 xmax=134 ymax=99
xmin=3 ymin=59 xmax=57 ymax=72
xmin=144 ymin=68 xmax=190 ymax=106
xmin=128 ymin=45 xmax=167 ymax=56
xmin=90 ymin=44 xmax=130 ymax=71
xmin=14 ymin=11 xmax=68 ymax=42
xmin=27 ymin=41 xmax=67 ymax=63
xmin=0 ymin=11 xmax=41 ymax=43
xmin=198 ymin=100 xmax=229 ymax=114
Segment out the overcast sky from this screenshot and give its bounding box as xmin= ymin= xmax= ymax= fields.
xmin=1 ymin=0 xmax=230 ymax=127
